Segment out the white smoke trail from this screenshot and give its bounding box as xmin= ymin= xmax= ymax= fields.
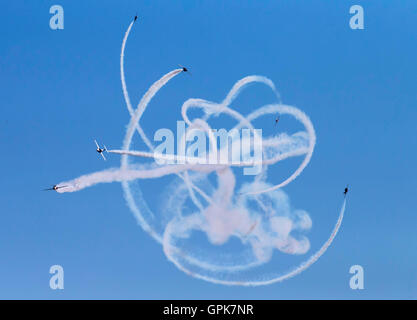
xmin=120 ymin=21 xmax=134 ymax=115
xmin=121 ymin=68 xmax=183 ymax=164
xmin=120 ymin=20 xmax=158 ymax=152
xmin=57 ymin=164 xmax=225 ymax=193
xmin=55 ymin=19 xmax=346 ymax=285
xmin=119 ymin=19 xmax=208 ymax=225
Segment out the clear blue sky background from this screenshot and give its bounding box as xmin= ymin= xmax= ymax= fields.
xmin=0 ymin=1 xmax=416 ymax=299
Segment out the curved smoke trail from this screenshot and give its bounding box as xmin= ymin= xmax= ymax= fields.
xmin=119 ymin=21 xmax=209 ymax=237
xmin=56 ymin=19 xmax=346 ymax=285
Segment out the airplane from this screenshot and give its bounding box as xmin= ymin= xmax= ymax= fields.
xmin=344 ymin=185 xmax=349 ymax=197
xmin=134 ymin=14 xmax=138 ymax=22
xmin=275 ymin=116 xmax=280 ymax=126
xmin=179 ymin=65 xmax=191 ymax=75
xmin=94 ymin=139 xmax=107 ymax=160
xmin=43 ymin=185 xmax=67 ymax=191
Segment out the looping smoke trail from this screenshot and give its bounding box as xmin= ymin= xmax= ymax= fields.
xmin=56 ymin=20 xmax=346 ymax=285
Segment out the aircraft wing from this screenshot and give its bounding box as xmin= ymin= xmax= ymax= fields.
xmin=101 ymin=152 xmax=106 ymax=161
xmin=94 ymin=139 xmax=100 ymax=149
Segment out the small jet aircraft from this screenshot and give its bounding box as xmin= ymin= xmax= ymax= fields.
xmin=94 ymin=139 xmax=107 ymax=160
xmin=344 ymin=185 xmax=349 ymax=197
xmin=134 ymin=14 xmax=138 ymax=22
xmin=43 ymin=185 xmax=67 ymax=191
xmin=275 ymin=116 xmax=280 ymax=126
xmin=179 ymin=65 xmax=191 ymax=75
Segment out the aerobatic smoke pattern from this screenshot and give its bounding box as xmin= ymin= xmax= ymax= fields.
xmin=57 ymin=20 xmax=346 ymax=285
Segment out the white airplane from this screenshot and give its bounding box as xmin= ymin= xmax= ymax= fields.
xmin=94 ymin=139 xmax=107 ymax=160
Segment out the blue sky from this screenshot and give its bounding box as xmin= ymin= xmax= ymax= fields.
xmin=0 ymin=0 xmax=416 ymax=299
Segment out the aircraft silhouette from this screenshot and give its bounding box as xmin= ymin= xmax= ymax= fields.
xmin=43 ymin=185 xmax=67 ymax=191
xmin=344 ymin=185 xmax=349 ymax=197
